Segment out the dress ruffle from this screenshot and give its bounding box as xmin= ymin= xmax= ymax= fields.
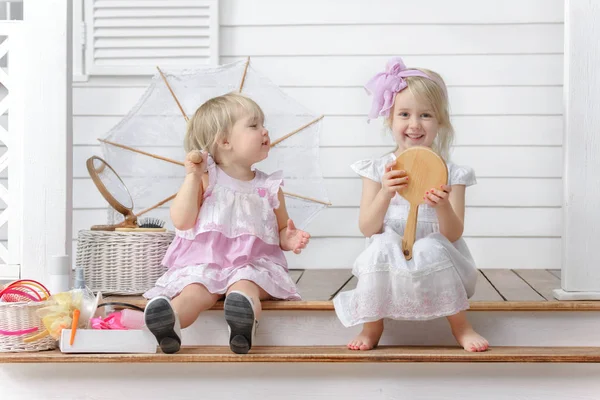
xmin=175 ymin=168 xmax=284 ymax=245
xmin=163 ymin=231 xmax=287 ymax=270
xmin=350 ymin=158 xmax=382 ymax=182
xmin=333 ymin=269 xmax=469 ymax=326
xmin=263 ymin=170 xmax=284 ymax=209
xmin=333 ymin=230 xmax=476 ymax=326
xmin=144 ymin=258 xmax=300 ymax=301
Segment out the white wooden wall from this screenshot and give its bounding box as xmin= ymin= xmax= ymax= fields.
xmin=68 ymin=0 xmax=564 ymax=270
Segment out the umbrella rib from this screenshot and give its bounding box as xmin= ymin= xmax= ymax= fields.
xmin=268 ymin=113 xmax=330 ymax=206
xmin=136 ymin=189 xmax=329 ymax=217
xmin=135 ymin=192 xmax=331 ymax=217
xmin=270 ymin=115 xmax=325 ymax=147
xmin=238 ymin=57 xmax=250 ymax=93
xmin=135 ymin=190 xmax=329 ymax=219
xmin=98 ymin=140 xmax=329 ymax=206
xmin=283 ymin=191 xmax=332 ymax=206
xmin=98 ymin=139 xmax=184 ymax=166
xmin=136 ymin=193 xmax=178 ymax=218
xmin=156 ymin=66 xmax=189 ymax=122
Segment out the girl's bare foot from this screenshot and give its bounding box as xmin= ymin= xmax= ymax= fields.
xmin=447 ymin=312 xmax=489 ymax=352
xmin=347 ymin=319 xmax=384 ymax=351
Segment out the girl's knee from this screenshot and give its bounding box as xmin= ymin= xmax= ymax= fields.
xmin=227 ymin=279 xmax=257 ymax=293
xmin=177 ymin=283 xmax=221 ymax=303
xmin=227 ymin=280 xmax=270 ymax=302
xmin=181 ymin=282 xmax=208 ymax=295
xmin=412 ymin=237 xmax=450 ymax=265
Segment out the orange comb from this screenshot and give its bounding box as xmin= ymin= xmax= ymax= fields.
xmin=70 ymin=309 xmax=80 ymax=346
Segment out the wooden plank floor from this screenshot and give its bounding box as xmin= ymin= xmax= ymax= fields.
xmin=3 ymin=346 xmax=600 ymax=363
xmin=104 ymin=269 xmax=600 ymax=312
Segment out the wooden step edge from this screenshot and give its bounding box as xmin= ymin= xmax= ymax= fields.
xmin=2 ymin=346 xmax=600 ymax=364
xmin=104 ymin=297 xmax=600 ymax=312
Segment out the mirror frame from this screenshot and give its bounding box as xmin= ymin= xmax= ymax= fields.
xmin=86 ymin=156 xmax=137 ymax=230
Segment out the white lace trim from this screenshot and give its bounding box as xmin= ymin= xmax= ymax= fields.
xmin=333 ymin=269 xmax=470 ymax=326
xmin=352 ymin=261 xmax=454 ymax=278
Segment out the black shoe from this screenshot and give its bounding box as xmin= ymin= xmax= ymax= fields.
xmin=224 ymin=291 xmax=257 ymax=354
xmin=144 ymin=296 xmax=182 ymax=354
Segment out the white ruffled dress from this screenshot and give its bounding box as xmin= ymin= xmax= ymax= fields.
xmin=333 ymin=153 xmax=478 ymax=327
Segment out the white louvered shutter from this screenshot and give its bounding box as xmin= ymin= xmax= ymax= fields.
xmin=84 ymin=0 xmax=219 ymax=75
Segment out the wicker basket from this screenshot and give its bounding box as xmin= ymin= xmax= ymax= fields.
xmin=76 ymin=230 xmax=175 ymax=295
xmin=0 ymin=301 xmax=57 ymax=352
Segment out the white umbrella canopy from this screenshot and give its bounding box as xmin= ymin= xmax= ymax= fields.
xmin=99 ymin=59 xmax=330 ymax=230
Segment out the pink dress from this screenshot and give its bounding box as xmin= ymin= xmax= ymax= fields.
xmin=144 ymin=157 xmax=301 ymax=301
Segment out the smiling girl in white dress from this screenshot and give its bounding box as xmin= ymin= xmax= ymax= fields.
xmin=333 ymin=57 xmax=489 ymax=352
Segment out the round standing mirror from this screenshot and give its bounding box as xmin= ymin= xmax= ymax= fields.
xmin=86 ymin=156 xmax=137 ymax=230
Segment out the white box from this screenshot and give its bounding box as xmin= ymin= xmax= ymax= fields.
xmin=60 ymin=329 xmax=157 ymax=353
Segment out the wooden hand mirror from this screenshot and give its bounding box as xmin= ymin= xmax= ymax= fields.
xmin=393 ymin=146 xmax=448 ymax=260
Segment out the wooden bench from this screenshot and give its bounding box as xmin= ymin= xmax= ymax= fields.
xmin=104 ymin=268 xmax=600 ymax=311
xmin=1 ymin=269 xmax=599 ymax=364
xmin=3 ymin=346 xmax=600 ymax=363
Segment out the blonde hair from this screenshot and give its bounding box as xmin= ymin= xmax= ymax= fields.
xmin=184 ymin=92 xmax=265 ymax=158
xmin=385 ymin=68 xmax=454 ymax=160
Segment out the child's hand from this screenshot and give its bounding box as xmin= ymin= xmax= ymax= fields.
xmin=380 ymin=162 xmax=409 ymax=199
xmin=424 ymin=184 xmax=452 ymax=208
xmin=185 ymin=150 xmax=207 ymax=178
xmin=281 ymin=219 xmax=310 ymax=254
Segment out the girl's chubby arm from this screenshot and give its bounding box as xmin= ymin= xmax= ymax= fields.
xmin=423 ymin=183 xmax=466 ymax=242
xmin=170 ymin=151 xmax=209 ymax=231
xmin=359 ymin=161 xmax=408 ymax=237
xmin=274 ymin=189 xmax=311 ymax=254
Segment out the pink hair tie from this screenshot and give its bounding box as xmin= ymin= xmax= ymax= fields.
xmin=0 ymin=288 xmax=39 ymax=302
xmin=364 ymin=57 xmax=445 ymax=120
xmin=0 ymin=327 xmax=39 ymax=336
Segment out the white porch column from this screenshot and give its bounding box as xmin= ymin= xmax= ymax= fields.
xmin=554 ymin=0 xmax=600 ymax=300
xmin=20 ymin=1 xmax=72 ymax=282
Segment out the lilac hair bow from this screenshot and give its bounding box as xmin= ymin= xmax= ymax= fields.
xmin=364 ymin=57 xmax=437 ymax=120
